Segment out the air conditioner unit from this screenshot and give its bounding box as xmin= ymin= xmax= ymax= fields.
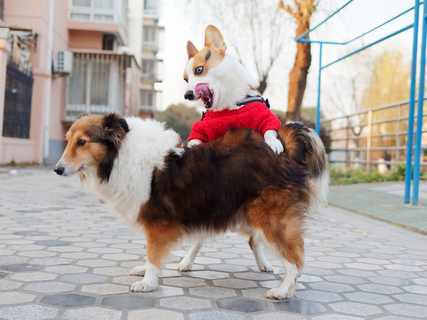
xmin=54 ymin=51 xmax=73 ymax=75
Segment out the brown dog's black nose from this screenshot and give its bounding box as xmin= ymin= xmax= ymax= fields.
xmin=184 ymin=90 xmax=195 ymax=100
xmin=54 ymin=167 xmax=65 ymax=175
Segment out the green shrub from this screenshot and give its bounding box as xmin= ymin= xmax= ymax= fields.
xmin=329 ymin=164 xmax=425 ymax=185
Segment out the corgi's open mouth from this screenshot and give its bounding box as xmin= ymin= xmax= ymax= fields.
xmin=195 ymin=83 xmax=214 ymax=109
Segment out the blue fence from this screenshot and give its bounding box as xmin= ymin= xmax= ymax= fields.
xmin=297 ymin=0 xmax=427 ymax=205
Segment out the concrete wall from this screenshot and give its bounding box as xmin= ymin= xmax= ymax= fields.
xmin=69 ymin=30 xmax=103 ymax=50
xmin=3 ymin=0 xmax=69 ymax=164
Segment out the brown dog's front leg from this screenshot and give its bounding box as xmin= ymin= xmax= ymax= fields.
xmin=131 ymin=221 xmax=182 ymax=292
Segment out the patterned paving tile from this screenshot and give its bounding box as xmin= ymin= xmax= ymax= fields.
xmin=128 ymin=309 xmax=184 ymax=320
xmin=61 ymin=273 xmax=108 ymax=284
xmin=0 ymin=305 xmax=58 ymax=320
xmin=274 ymin=299 xmax=327 ymax=315
xmin=0 ymin=264 xmax=42 ymax=272
xmin=101 ymin=294 xmax=155 ymax=309
xmin=163 ymin=277 xmax=207 ymax=288
xmin=24 ymin=281 xmax=77 ymax=293
xmin=134 ymin=285 xmax=184 ymax=298
xmin=190 ymin=310 xmax=246 ymax=320
xmin=160 ymin=296 xmax=211 ymax=311
xmin=81 ymin=283 xmax=129 ymax=295
xmin=190 ymin=287 xmax=236 ymax=299
xmin=213 ymin=278 xmax=257 ymax=289
xmin=0 ymin=279 xmax=23 ymax=291
xmin=0 ymin=292 xmax=36 ymax=305
xmin=384 ymin=304 xmax=427 ymax=318
xmin=62 ymin=307 xmax=122 ymax=320
xmin=344 ymin=292 xmax=393 ymax=304
xmin=295 ymin=290 xmax=343 ymax=303
xmin=330 ymin=302 xmax=383 ymax=316
xmin=40 ymin=293 xmax=96 ymax=307
xmin=217 ymin=298 xmax=270 ymax=313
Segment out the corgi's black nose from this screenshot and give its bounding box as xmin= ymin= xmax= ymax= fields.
xmin=54 ymin=167 xmax=65 ymax=175
xmin=184 ymin=90 xmax=195 ymax=100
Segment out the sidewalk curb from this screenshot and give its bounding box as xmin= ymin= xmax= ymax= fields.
xmin=328 ymin=202 xmax=427 ymax=236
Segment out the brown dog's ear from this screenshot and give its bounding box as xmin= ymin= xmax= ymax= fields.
xmin=187 ymin=41 xmax=199 ymax=60
xmin=102 ymin=113 xmax=130 ymax=149
xmin=205 ymin=25 xmax=227 ymax=54
xmin=98 ymin=113 xmax=129 ymax=182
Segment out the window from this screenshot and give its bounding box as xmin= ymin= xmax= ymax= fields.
xmin=0 ymin=0 xmax=4 ymax=20
xmin=143 ymin=27 xmax=156 ymax=43
xmin=103 ymin=35 xmax=115 ymax=51
xmin=72 ymin=0 xmax=91 ymax=7
xmin=144 ymin=0 xmax=157 ymax=10
xmin=141 ymin=60 xmax=155 ymax=78
xmin=66 ymin=53 xmax=124 ymax=119
xmin=141 ymin=91 xmax=154 ymax=107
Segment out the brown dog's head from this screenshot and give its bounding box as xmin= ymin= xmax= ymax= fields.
xmin=54 ymin=113 xmax=129 ymax=182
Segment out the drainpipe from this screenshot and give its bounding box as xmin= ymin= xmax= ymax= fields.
xmin=43 ymin=0 xmax=54 ymax=163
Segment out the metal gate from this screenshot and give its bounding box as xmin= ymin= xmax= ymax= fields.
xmin=2 ymin=63 xmax=34 ymax=139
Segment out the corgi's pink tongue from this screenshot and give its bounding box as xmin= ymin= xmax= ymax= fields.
xmin=195 ymin=83 xmax=211 ymax=98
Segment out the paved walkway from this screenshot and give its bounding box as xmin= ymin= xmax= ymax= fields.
xmin=0 ymin=167 xmax=427 ymax=320
xmin=329 ymin=181 xmax=427 ymax=235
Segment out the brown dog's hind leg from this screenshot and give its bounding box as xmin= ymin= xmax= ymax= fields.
xmin=131 ymin=221 xmax=182 ymax=292
xmin=246 ymin=189 xmax=306 ymax=299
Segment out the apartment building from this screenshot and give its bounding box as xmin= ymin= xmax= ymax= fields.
xmin=0 ymin=0 xmax=163 ymax=165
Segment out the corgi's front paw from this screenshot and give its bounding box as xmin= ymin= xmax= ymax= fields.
xmin=264 ymin=130 xmax=284 ymax=154
xmin=266 ymin=138 xmax=284 ymax=154
xmin=188 ymin=139 xmax=203 ymax=148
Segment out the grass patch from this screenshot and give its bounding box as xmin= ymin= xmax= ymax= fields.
xmin=0 ymin=161 xmax=40 ymax=168
xmin=330 ymin=164 xmax=427 ymax=185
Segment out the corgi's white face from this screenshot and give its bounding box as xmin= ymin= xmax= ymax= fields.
xmin=184 ymin=25 xmax=259 ymax=112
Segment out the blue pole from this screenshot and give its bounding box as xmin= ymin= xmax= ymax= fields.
xmin=404 ymin=0 xmax=420 ymax=204
xmin=316 ymin=43 xmax=323 ymax=136
xmin=412 ymin=2 xmax=427 ymax=205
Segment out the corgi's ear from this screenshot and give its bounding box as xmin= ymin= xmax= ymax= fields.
xmin=205 ymin=25 xmax=227 ymax=54
xmin=187 ymin=41 xmax=199 ymax=60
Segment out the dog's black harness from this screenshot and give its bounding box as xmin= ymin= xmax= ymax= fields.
xmin=201 ymin=96 xmax=271 ymax=120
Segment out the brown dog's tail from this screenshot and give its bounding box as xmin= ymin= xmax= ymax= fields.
xmin=278 ymin=123 xmax=329 ymax=210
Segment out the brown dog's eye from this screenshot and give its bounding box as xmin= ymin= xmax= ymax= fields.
xmin=77 ymin=139 xmax=86 ymax=147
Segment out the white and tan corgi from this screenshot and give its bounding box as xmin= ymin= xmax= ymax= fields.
xmin=184 ymin=25 xmax=284 ymax=154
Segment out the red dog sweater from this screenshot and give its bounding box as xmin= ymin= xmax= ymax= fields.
xmin=188 ymin=101 xmax=281 ymax=142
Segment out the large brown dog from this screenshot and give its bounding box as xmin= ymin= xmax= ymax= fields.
xmin=54 ymin=113 xmax=328 ymax=299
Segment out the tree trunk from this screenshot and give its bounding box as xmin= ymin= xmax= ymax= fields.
xmin=287 ymin=18 xmax=311 ymax=121
xmin=258 ymin=75 xmax=268 ymax=95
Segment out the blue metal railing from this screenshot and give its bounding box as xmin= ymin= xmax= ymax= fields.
xmin=296 ymin=0 xmax=426 ymax=205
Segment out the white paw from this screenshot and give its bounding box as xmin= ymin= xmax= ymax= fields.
xmin=178 ymin=259 xmax=193 ymax=272
xmin=258 ymin=261 xmax=274 ymax=273
xmin=266 ymin=138 xmax=284 ymax=154
xmin=265 ymin=286 xmax=294 ymax=300
xmin=130 ymin=265 xmax=146 ymax=276
xmin=187 ymin=139 xmax=202 ymax=148
xmin=130 ymin=279 xmax=158 ymax=292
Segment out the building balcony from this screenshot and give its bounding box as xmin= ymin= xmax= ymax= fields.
xmin=64 ymin=52 xmax=131 ymax=122
xmin=68 ymin=0 xmax=127 ymax=44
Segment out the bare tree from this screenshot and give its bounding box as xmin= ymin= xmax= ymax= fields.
xmin=279 ymin=0 xmax=320 ymax=121
xmin=186 ymin=0 xmax=291 ymax=94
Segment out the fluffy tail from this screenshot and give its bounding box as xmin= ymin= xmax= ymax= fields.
xmin=278 ymin=123 xmax=329 ymax=211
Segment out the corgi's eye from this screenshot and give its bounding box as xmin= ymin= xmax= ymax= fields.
xmin=77 ymin=139 xmax=86 ymax=147
xmin=195 ymin=66 xmax=203 ymax=75
xmin=184 ymin=78 xmax=188 ymax=83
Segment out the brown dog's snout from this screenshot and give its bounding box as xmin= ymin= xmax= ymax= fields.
xmin=54 ymin=167 xmax=65 ymax=176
